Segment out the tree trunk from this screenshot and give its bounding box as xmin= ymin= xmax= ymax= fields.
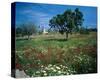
xmin=65 ymin=32 xmax=68 ymax=40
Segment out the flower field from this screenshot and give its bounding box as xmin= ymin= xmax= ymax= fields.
xmin=15 ymin=32 xmax=97 ymax=77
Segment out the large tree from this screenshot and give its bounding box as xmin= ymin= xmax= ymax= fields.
xmin=49 ymin=8 xmax=84 ymax=40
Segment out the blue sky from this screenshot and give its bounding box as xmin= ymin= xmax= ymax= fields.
xmin=15 ymin=2 xmax=97 ymax=29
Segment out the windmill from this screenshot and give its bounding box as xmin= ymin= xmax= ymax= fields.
xmin=43 ymin=26 xmax=48 ymax=34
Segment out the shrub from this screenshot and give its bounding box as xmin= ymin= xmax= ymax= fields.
xmin=79 ymin=27 xmax=89 ymax=34
xmin=15 ymin=37 xmax=97 ymax=77
xmin=71 ymin=53 xmax=97 ymax=74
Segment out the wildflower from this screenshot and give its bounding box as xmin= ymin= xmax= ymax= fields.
xmin=36 ymin=71 xmax=40 ymax=74
xmin=66 ymin=73 xmax=70 ymax=75
xmin=53 ymin=69 xmax=57 ymax=72
xmin=78 ymin=56 xmax=82 ymax=61
xmin=44 ymin=73 xmax=47 ymax=76
xmin=60 ymin=65 xmax=63 ymax=67
xmin=42 ymin=70 xmax=46 ymax=73
xmin=65 ymin=66 xmax=68 ymax=69
xmin=62 ymin=65 xmax=66 ymax=68
xmin=53 ymin=65 xmax=56 ymax=67
xmin=45 ymin=67 xmax=48 ymax=70
xmin=48 ymin=64 xmax=52 ymax=67
xmin=50 ymin=67 xmax=54 ymax=70
xmin=41 ymin=65 xmax=44 ymax=68
xmin=58 ymin=71 xmax=62 ymax=74
xmin=68 ymin=69 xmax=71 ymax=72
xmin=56 ymin=66 xmax=60 ymax=70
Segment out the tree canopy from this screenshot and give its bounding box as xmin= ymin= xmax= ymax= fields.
xmin=49 ymin=8 xmax=84 ymax=40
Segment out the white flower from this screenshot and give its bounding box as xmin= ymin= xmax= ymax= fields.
xmin=56 ymin=66 xmax=60 ymax=70
xmin=50 ymin=67 xmax=54 ymax=70
xmin=53 ymin=69 xmax=57 ymax=72
xmin=36 ymin=71 xmax=40 ymax=74
xmin=58 ymin=71 xmax=62 ymax=74
xmin=62 ymin=65 xmax=66 ymax=68
xmin=53 ymin=65 xmax=56 ymax=67
xmin=48 ymin=64 xmax=52 ymax=67
xmin=65 ymin=66 xmax=68 ymax=68
xmin=45 ymin=67 xmax=48 ymax=70
xmin=42 ymin=70 xmax=46 ymax=73
xmin=60 ymin=65 xmax=63 ymax=67
xmin=62 ymin=72 xmax=66 ymax=74
xmin=44 ymin=73 xmax=47 ymax=76
xmin=66 ymin=73 xmax=70 ymax=75
xmin=68 ymin=69 xmax=71 ymax=72
xmin=41 ymin=65 xmax=44 ymax=68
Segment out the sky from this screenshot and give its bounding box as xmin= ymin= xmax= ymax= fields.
xmin=15 ymin=2 xmax=97 ymax=29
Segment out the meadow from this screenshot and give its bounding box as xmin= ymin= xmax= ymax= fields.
xmin=15 ymin=32 xmax=97 ymax=77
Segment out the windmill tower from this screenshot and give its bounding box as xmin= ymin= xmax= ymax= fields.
xmin=43 ymin=26 xmax=48 ymax=34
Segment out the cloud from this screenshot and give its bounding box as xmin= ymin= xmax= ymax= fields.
xmin=19 ymin=9 xmax=53 ymax=28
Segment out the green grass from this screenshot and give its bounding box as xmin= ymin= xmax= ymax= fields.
xmin=15 ymin=32 xmax=97 ymax=77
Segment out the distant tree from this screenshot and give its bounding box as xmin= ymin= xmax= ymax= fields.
xmin=88 ymin=28 xmax=97 ymax=32
xmin=16 ymin=27 xmax=23 ymax=37
xmin=16 ymin=23 xmax=37 ymax=40
xmin=79 ymin=26 xmax=89 ymax=34
xmin=49 ymin=8 xmax=84 ymax=40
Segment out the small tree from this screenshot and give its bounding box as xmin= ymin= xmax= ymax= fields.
xmin=18 ymin=23 xmax=37 ymax=40
xmin=49 ymin=8 xmax=84 ymax=40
